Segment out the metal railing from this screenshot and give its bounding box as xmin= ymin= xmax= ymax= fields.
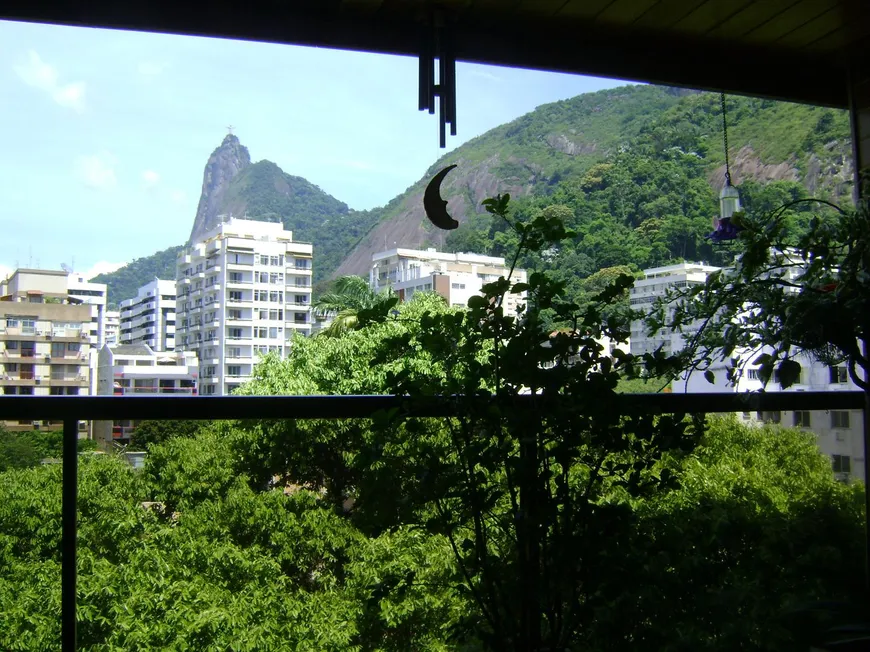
xmin=0 ymin=390 xmax=865 ymax=651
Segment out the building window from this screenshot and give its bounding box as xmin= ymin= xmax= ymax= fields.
xmin=831 ymin=411 xmax=850 ymax=429
xmin=227 ymin=365 xmax=241 ymax=377
xmin=451 ymin=283 xmax=466 ymax=289
xmin=756 ymin=411 xmax=781 ymax=424
xmin=793 ymin=411 xmax=811 ymax=428
xmin=294 ymin=312 xmax=307 ymax=324
xmin=270 ymin=273 xmax=282 ymax=284
xmin=228 ymin=328 xmax=243 ymax=339
xmin=227 ymin=347 xmax=241 ymax=358
xmin=255 ymin=327 xmax=268 ymax=339
xmin=230 ymin=272 xmax=243 ymax=283
xmin=269 ymin=309 xmax=282 ymax=321
xmin=747 ymin=369 xmax=760 ymax=380
xmin=269 ymin=327 xmax=281 ymax=339
xmin=832 ymin=454 xmax=851 ymax=474
xmin=229 ymin=291 xmax=243 ymax=302
xmin=269 ymin=291 xmax=283 ymax=303
xmin=5 ymin=317 xmax=19 ymax=328
xmin=295 ymin=295 xmax=308 ymax=304
xmin=829 ymin=366 xmax=848 ymax=384
xmin=295 ymin=259 xmax=310 ymax=269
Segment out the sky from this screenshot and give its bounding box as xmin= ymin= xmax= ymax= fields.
xmin=0 ymin=19 xmax=630 ymax=281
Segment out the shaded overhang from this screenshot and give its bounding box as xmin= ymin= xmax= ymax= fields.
xmin=3 ymin=1 xmax=869 ymax=108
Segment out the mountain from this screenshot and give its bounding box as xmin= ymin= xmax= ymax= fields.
xmin=92 ymin=246 xmax=183 ymax=308
xmin=187 ymin=134 xmax=252 ymax=243
xmin=96 ymin=84 xmax=853 ymax=304
xmin=332 ymin=85 xmax=853 ymax=277
xmin=98 ymin=137 xmax=377 ymax=303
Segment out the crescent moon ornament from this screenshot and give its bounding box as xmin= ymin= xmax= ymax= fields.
xmin=424 ymin=164 xmax=459 ymax=230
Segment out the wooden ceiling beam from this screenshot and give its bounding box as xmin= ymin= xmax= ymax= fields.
xmin=0 ymin=0 xmax=850 ymax=107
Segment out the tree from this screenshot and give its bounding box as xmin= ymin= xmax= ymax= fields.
xmin=369 ymin=193 xmax=697 ymax=651
xmin=313 ymin=275 xmax=398 ymax=337
xmin=130 ymin=419 xmax=204 ymax=450
xmin=584 ymin=416 xmax=864 ymax=651
xmin=0 ymin=427 xmax=42 ymax=472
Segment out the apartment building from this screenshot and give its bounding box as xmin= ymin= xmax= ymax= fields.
xmin=370 ymin=248 xmax=527 ymax=316
xmin=630 ymin=260 xmax=864 ymax=482
xmin=67 ymin=272 xmax=108 ymax=349
xmin=93 ymin=343 xmax=198 ymax=446
xmin=175 ymin=218 xmax=313 ymax=396
xmin=119 ymin=279 xmax=176 ymax=351
xmin=0 ymin=269 xmax=94 ymax=434
xmin=629 ymin=262 xmax=721 ymax=356
xmin=105 ymin=310 xmax=120 ymax=347
xmin=682 ymin=352 xmax=865 ymax=482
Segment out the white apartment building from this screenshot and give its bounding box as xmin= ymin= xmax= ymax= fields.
xmin=119 ymin=279 xmax=177 ymax=351
xmin=682 ymin=352 xmax=865 ymax=482
xmin=94 ymin=343 xmax=198 ymax=447
xmin=175 ymin=218 xmax=313 ymax=396
xmin=370 ymin=248 xmax=528 ymax=316
xmin=67 ymin=273 xmax=108 ymax=349
xmin=630 ymin=260 xmax=864 ymax=482
xmin=629 ymin=262 xmax=721 ymax=356
xmin=105 ymin=310 xmax=120 ymax=347
xmin=0 ymin=268 xmax=95 ymax=435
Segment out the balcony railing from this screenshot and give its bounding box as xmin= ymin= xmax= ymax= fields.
xmin=0 ymin=390 xmax=865 ymax=652
xmin=112 ymin=386 xmax=197 ymax=395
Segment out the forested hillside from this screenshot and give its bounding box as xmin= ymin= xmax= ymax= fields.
xmin=92 ymin=246 xmax=183 ymax=307
xmin=334 ymin=86 xmax=852 ymax=276
xmin=96 ymin=84 xmax=852 ymax=302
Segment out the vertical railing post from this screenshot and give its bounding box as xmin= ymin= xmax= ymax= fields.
xmin=62 ymin=418 xmax=78 ymax=651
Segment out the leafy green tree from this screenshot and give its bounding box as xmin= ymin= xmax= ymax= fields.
xmin=313 ymin=275 xmax=398 ymax=337
xmin=585 ymin=416 xmax=864 ymax=651
xmin=0 ymin=428 xmax=42 ymax=472
xmin=130 ymin=419 xmax=204 ymax=450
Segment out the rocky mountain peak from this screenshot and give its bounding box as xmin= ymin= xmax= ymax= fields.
xmin=187 ymin=134 xmax=252 ymax=243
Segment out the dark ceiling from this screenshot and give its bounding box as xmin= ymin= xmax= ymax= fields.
xmin=4 ymin=0 xmax=869 ymax=107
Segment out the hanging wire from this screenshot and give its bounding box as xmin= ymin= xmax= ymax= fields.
xmin=720 ymin=92 xmax=732 ymax=186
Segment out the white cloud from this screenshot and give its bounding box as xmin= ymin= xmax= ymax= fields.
xmin=138 ymin=61 xmax=165 ymax=76
xmin=14 ymin=50 xmax=86 ymax=113
xmin=169 ymin=190 xmax=186 ymax=204
xmin=142 ymin=169 xmax=160 ymax=188
xmin=467 ymin=68 xmax=502 ymax=83
xmin=82 ymin=261 xmax=126 ymax=281
xmin=74 ymin=152 xmax=117 ymax=190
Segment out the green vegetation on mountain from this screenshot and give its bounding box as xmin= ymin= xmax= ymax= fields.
xmin=218 ymin=160 xmax=383 ymax=288
xmin=96 ymin=84 xmax=852 ymax=302
xmin=91 ymin=245 xmax=183 ymax=306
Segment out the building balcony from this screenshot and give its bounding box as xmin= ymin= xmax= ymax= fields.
xmin=49 ymin=376 xmax=89 ymax=386
xmin=113 ymin=386 xmax=197 ymax=395
xmin=205 ymin=263 xmax=222 ymax=273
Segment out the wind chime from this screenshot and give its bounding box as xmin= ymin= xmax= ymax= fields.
xmin=707 ymin=92 xmax=744 ymax=243
xmin=418 ymin=12 xmax=457 ymax=149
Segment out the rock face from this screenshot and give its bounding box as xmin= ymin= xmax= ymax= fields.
xmin=187 ymin=134 xmax=251 ymax=244
xmin=331 ymin=154 xmax=542 ymax=278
